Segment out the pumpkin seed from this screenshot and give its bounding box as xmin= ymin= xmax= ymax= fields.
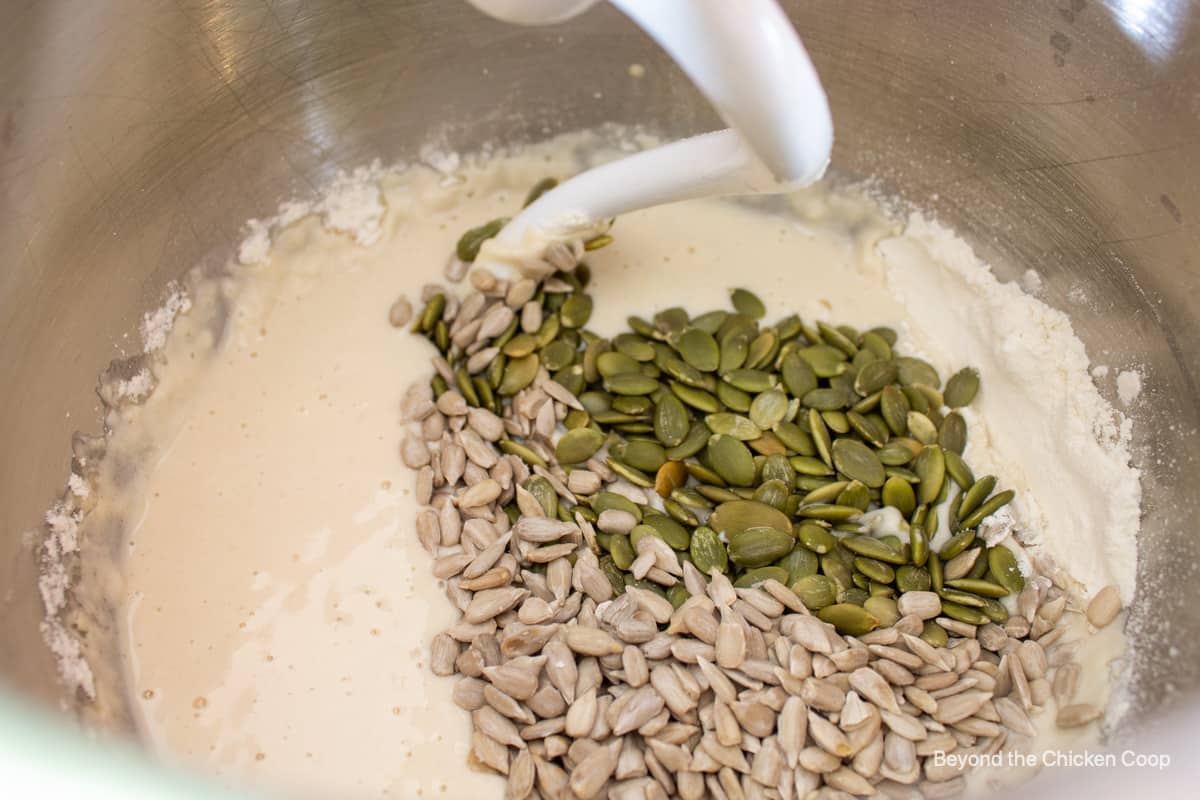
xmin=556 ymin=428 xmax=605 ymax=465
xmin=777 ymin=547 xmax=819 ymax=584
xmin=906 ymin=411 xmax=939 ymax=445
xmin=914 ymin=445 xmax=945 ymax=505
xmin=730 ymin=288 xmax=766 ymax=319
xmin=944 ymin=367 xmax=980 ymax=408
xmin=896 ymin=356 xmax=941 ymax=388
xmin=733 ymin=566 xmax=790 ymax=588
xmin=854 ymin=556 xmax=895 ymax=584
xmin=665 ymin=422 xmax=709 ymax=460
xmin=864 ymin=595 xmax=900 ymax=627
xmin=498 ymin=438 xmax=547 ymax=467
xmin=760 ymin=453 xmax=796 ymax=489
xmin=691 ymin=309 xmax=728 ymax=334
xmin=619 ymin=440 xmax=667 ymax=473
xmin=818 ymin=603 xmax=881 ymax=636
xmin=795 ymin=522 xmax=837 ymax=554
xmin=946 ymin=578 xmax=1009 ymax=599
xmin=896 ymin=565 xmax=931 ymax=592
xmin=939 ymin=412 xmax=967 ymax=454
xmin=641 ymin=514 xmax=692 ymax=550
xmin=707 ymin=435 xmax=756 ymax=486
xmin=722 ymin=368 xmax=776 ymax=393
xmin=690 ymin=526 xmax=728 ymax=575
xmin=745 ymin=330 xmax=779 ymax=369
xmin=540 ymin=339 xmax=576 ymax=371
xmin=729 ymin=527 xmax=797 ymax=568
xmin=939 ymin=601 xmax=989 ymax=625
xmin=797 ymin=504 xmax=862 ymax=522
xmin=853 ymin=359 xmax=897 ymax=396
xmin=498 ymin=353 xmax=539 ymax=395
xmin=909 ymin=523 xmax=928 ymax=567
xmin=522 ymin=176 xmax=557 ymax=207
xmin=677 ymin=328 xmax=720 ymax=371
xmin=959 ymin=489 xmax=1015 ymax=529
xmin=988 ymin=545 xmax=1025 ymax=594
xmin=840 ymin=535 xmax=906 ymax=565
xmin=709 ymin=500 xmax=792 ymax=538
xmin=944 ymin=449 xmax=975 ymax=489
xmin=836 ymin=480 xmax=871 ymax=512
xmin=958 ymin=475 xmax=996 ymax=518
xmin=609 ymin=534 xmax=636 ymax=570
xmin=456 ymin=217 xmax=508 ymax=262
xmin=655 ymin=460 xmax=688 ymax=498
xmin=606 ymin=458 xmax=654 ymax=487
xmin=748 ymin=390 xmax=788 ymax=429
xmin=607 ymin=374 xmax=660 ymax=396
xmin=881 ymin=476 xmax=917 ymax=516
xmin=880 ymin=385 xmax=910 ymax=436
xmin=560 ymin=293 xmax=593 ymax=328
xmin=593 ymin=491 xmax=641 ymax=520
xmin=796 ymin=345 xmax=847 ymax=378
xmin=792 ymin=574 xmax=838 ymax=610
xmin=778 ymin=352 xmax=818 ymax=399
xmin=754 ymin=479 xmax=791 ymax=510
xmin=809 ymin=409 xmax=833 ymax=468
xmin=831 ymin=439 xmax=886 ymax=488
xmin=670 ymin=382 xmax=721 ymax=413
xmin=614 ymin=333 xmax=656 ymax=361
xmin=719 ymin=331 xmax=750 ymax=373
xmin=846 ymin=411 xmax=887 ymax=448
xmin=920 ymin=620 xmax=949 ymax=647
xmin=597 ymin=351 xmax=640 ymax=378
xmin=702 ymin=412 xmax=758 ymax=441
xmin=939 ymin=529 xmax=976 ymax=560
xmin=661 ymin=356 xmax=706 ymax=387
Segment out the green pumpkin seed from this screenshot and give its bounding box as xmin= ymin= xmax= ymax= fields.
xmin=777 ymin=547 xmax=819 ymax=585
xmin=987 ymin=545 xmax=1025 ymax=594
xmin=914 ymin=445 xmax=945 ymax=505
xmin=606 ymin=458 xmax=654 ymax=487
xmin=779 ymin=352 xmax=818 ymax=399
xmin=981 ymin=597 xmax=1009 ymax=622
xmin=909 ymin=522 xmax=928 ymax=567
xmin=661 ymin=356 xmax=707 ymax=388
xmin=498 ymin=438 xmax=548 ymax=468
xmin=881 ymin=476 xmax=917 ymax=516
xmin=689 ymin=526 xmax=728 ymax=575
xmin=709 ymin=499 xmax=792 ymax=538
xmin=817 ymin=322 xmax=858 ymax=357
xmin=612 ymin=395 xmax=652 ymax=415
xmin=944 ymin=449 xmax=975 ymax=489
xmin=704 ymin=412 xmax=760 ymax=441
xmin=772 ymin=421 xmax=813 ymax=456
xmin=808 ymin=409 xmax=833 ymax=469
xmin=456 ymin=217 xmax=508 ymax=262
xmin=896 ymin=565 xmax=932 ymax=592
xmin=730 ymin=288 xmax=766 ymax=319
xmin=707 ymin=435 xmax=756 ymax=487
xmin=864 ymin=595 xmax=900 ymax=627
xmin=607 ymin=534 xmax=635 ymax=570
xmin=607 ymin=373 xmax=661 ymax=396
xmin=718 ymin=331 xmax=750 ymax=374
xmin=614 ymin=333 xmax=656 ymax=361
xmin=560 ymin=293 xmax=593 ymax=328
xmin=946 ymin=578 xmax=1009 ymax=599
xmin=944 ymin=367 xmax=980 ymax=408
xmin=748 ymin=390 xmax=788 ymax=429
xmin=957 ymin=475 xmax=995 ymax=519
xmin=676 ymin=327 xmax=720 ymax=371
xmin=797 ymin=504 xmax=862 ymax=522
xmin=641 ymin=514 xmax=692 ymax=550
xmin=880 ymin=385 xmax=910 ymax=436
xmin=652 ymin=394 xmax=689 ymax=448
xmin=503 ymin=333 xmax=540 ymax=358
xmin=839 ymin=535 xmax=905 ymax=565
xmin=853 ymin=359 xmax=897 ymax=398
xmin=939 ymin=412 xmax=967 ymax=454
xmin=800 ymin=481 xmax=848 ymax=505
xmin=665 ymin=422 xmax=709 ymax=460
xmin=854 ymin=556 xmax=895 ymax=584
xmin=753 ymin=479 xmax=791 ymax=511
xmin=839 ymin=587 xmax=870 ymax=606
xmin=759 ymin=453 xmax=796 ymax=489
xmin=523 ymin=176 xmax=557 ymax=207
xmin=799 ymin=387 xmax=846 ymax=411
xmin=902 ymin=384 xmax=930 ymax=415
xmin=721 ymin=368 xmax=776 ymax=394
xmin=619 ymin=440 xmax=666 ymax=473
xmin=670 ymin=382 xmax=721 ymax=413
xmin=498 ymin=353 xmax=539 ymax=395
xmin=729 ymin=527 xmax=796 ymax=567
xmin=525 ymin=476 xmax=558 ymax=517
xmin=796 ymin=345 xmax=847 ymax=379
xmin=920 ymin=621 xmax=948 ymax=647
xmin=555 ymin=428 xmax=605 ymax=464
xmin=836 ymin=480 xmax=871 ymax=512
xmin=939 ymin=529 xmax=976 ymax=560
xmin=818 ymin=603 xmax=881 ymax=636
xmin=877 ymin=438 xmax=916 ymax=466
xmin=821 ymin=554 xmax=854 ymax=590
xmin=896 ymin=356 xmax=941 ymax=388
xmin=540 ymin=339 xmax=576 ymax=371
xmin=598 ymin=555 xmax=626 ymax=594
xmin=846 ymin=411 xmax=887 ymax=448
xmin=958 ymin=489 xmax=1015 ymax=529
xmin=912 ymin=383 xmax=944 ymax=412
xmin=733 ymin=566 xmax=790 ymax=589
xmin=792 ymin=574 xmax=838 ymax=610
xmin=794 ymin=522 xmax=835 ymax=554
xmin=907 ymin=411 xmax=939 ymax=445
xmin=690 ymin=310 xmax=727 ymax=334
xmin=597 ymin=351 xmax=641 ymax=378
xmin=939 ymin=601 xmax=989 ymax=625
xmin=830 ymin=439 xmax=886 ymax=488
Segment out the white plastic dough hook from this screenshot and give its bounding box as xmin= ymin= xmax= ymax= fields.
xmin=466 ymin=0 xmax=834 ymax=271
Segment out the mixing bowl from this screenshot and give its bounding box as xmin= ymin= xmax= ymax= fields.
xmin=1 ymin=0 xmax=1197 ymax=795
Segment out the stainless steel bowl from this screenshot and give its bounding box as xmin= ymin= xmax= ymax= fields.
xmin=2 ymin=0 xmax=1197 ymax=794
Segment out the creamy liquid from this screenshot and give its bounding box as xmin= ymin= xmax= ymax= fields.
xmin=79 ymin=142 xmax=1134 ymax=797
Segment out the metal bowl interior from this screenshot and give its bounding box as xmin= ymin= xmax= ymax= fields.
xmin=1 ymin=0 xmax=1197 ymax=790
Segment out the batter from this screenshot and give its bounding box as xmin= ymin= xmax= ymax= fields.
xmin=59 ymin=135 xmax=1139 ymax=797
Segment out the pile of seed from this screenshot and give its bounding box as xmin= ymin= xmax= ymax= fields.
xmin=390 ymin=196 xmax=1121 ymax=799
